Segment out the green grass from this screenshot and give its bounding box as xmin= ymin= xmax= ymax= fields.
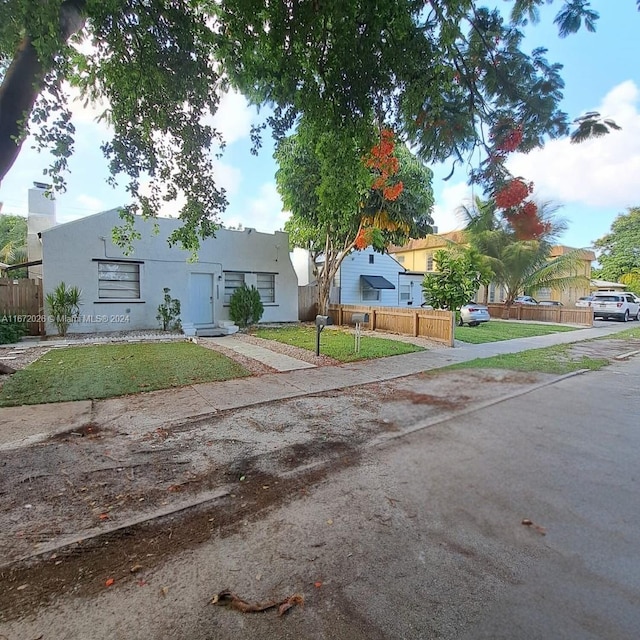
xmin=253 ymin=325 xmax=424 ymax=362
xmin=0 ymin=342 xmax=251 ymax=407
xmin=445 ymin=344 xmax=609 ymax=375
xmin=455 ymin=320 xmax=578 ymax=344
xmin=603 ymin=326 xmax=640 ymax=340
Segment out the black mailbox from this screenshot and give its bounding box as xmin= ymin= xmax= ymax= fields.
xmin=351 ymin=312 xmax=369 ymax=324
xmin=315 ymin=315 xmax=333 ymax=327
xmin=314 ymin=315 xmax=333 ymax=355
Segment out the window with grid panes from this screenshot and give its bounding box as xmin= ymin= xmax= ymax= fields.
xmin=257 ymin=273 xmax=275 ymax=303
xmin=224 ymin=272 xmax=245 ymax=303
xmin=98 ymin=262 xmax=140 ymax=299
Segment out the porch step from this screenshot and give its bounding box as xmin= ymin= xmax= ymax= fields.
xmin=196 ymin=324 xmax=239 ymax=337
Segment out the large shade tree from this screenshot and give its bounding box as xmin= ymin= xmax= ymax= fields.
xmin=278 ymin=122 xmax=434 ymax=313
xmin=0 ymin=1 xmax=627 ymax=251
xmin=592 ymin=207 xmax=640 ymax=283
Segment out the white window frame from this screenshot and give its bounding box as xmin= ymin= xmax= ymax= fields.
xmin=400 ymin=284 xmax=411 ymax=302
xmin=362 ymin=285 xmax=380 ymax=302
xmin=257 ymin=272 xmax=276 ymax=303
xmin=97 ymin=261 xmax=141 ymax=300
xmin=224 ymin=272 xmax=245 ymax=304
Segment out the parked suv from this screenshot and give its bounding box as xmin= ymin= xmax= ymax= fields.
xmin=591 ymin=291 xmax=640 ymax=322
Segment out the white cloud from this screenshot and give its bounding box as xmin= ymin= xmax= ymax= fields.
xmin=213 ymin=159 xmax=242 ymax=197
xmin=211 ymin=90 xmax=254 ymax=145
xmin=225 ymin=182 xmax=287 ymax=233
xmin=431 ymin=180 xmax=473 ymax=233
xmin=507 ymin=80 xmax=640 ymax=209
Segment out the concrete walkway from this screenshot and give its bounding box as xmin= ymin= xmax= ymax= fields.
xmin=204 ymin=337 xmax=316 ymax=371
xmin=0 ymin=321 xmax=634 ymax=449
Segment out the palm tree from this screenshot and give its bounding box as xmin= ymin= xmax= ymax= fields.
xmin=460 ymin=198 xmax=589 ymax=305
xmin=0 ymin=239 xmax=27 ymax=264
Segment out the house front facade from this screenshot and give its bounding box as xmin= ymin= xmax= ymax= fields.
xmin=389 ymin=233 xmax=594 ymax=305
xmin=41 ymin=209 xmax=299 ymax=335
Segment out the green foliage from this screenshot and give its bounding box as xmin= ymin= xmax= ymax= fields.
xmin=445 ymin=344 xmax=609 ymax=375
xmin=156 ymin=287 xmax=181 ymax=331
xmin=462 ymin=198 xmax=588 ymax=304
xmin=229 ymin=284 xmax=264 ymax=328
xmin=1 ymin=0 xmax=625 ymax=255
xmin=45 ymin=282 xmax=81 ymax=337
xmin=593 ymin=207 xmax=640 ymax=282
xmin=0 ymin=317 xmax=27 ymax=344
xmin=0 ymin=214 xmax=28 ymax=277
xmin=0 ymin=342 xmax=250 ymax=406
xmin=253 ymin=326 xmax=423 ymax=362
xmin=278 ymin=123 xmax=434 ymax=313
xmin=619 ymin=270 xmax=640 ymax=295
xmin=421 ymin=249 xmax=492 ymax=317
xmin=455 ymin=320 xmax=577 ymax=344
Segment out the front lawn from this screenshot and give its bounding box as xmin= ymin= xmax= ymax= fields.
xmin=445 ymin=344 xmax=608 ymax=375
xmin=455 ymin=320 xmax=578 ymax=344
xmin=253 ymin=325 xmax=424 ymax=362
xmin=0 ymin=342 xmax=251 ymax=406
xmin=605 ymin=326 xmax=640 ymax=340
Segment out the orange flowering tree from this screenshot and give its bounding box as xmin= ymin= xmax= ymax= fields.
xmin=277 ymin=121 xmax=434 ymax=314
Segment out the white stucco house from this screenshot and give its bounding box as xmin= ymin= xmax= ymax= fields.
xmin=40 ymin=209 xmax=299 ymax=335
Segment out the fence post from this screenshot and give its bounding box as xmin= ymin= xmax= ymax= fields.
xmin=371 ymin=308 xmax=376 ymax=331
xmin=338 ymin=305 xmax=343 ymax=326
xmin=449 ymin=311 xmax=455 ymax=347
xmin=413 ymin=311 xmax=418 ymax=337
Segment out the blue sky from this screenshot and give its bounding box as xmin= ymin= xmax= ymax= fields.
xmin=1 ymin=0 xmax=638 ymax=252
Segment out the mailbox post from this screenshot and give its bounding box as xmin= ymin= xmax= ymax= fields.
xmin=351 ymin=312 xmax=370 ymax=353
xmin=315 ymin=315 xmax=333 ymax=356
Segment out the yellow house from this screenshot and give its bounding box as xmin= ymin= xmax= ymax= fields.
xmin=388 ymin=234 xmax=594 ymax=305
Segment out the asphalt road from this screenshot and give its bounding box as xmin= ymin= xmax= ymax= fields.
xmin=2 ymin=355 xmax=639 ymax=640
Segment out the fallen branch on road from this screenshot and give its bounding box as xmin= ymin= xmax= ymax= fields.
xmin=210 ymin=590 xmax=304 ymax=616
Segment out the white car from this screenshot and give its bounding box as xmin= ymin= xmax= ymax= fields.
xmin=591 ymin=291 xmax=640 ymax=322
xmin=459 ymin=303 xmax=490 ymax=327
xmin=575 ymin=295 xmax=594 ymax=308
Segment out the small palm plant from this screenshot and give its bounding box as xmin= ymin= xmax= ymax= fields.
xmin=45 ymin=282 xmax=82 ymax=337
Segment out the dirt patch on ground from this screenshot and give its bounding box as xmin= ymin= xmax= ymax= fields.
xmin=0 ymin=369 xmax=551 ymax=598
xmin=1 ymin=334 xmax=636 ymax=622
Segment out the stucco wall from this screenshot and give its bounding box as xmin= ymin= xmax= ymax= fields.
xmin=41 ymin=210 xmax=298 ymax=334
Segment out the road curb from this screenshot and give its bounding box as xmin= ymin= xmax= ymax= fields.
xmin=614 ymin=349 xmax=640 ymax=360
xmin=371 ymin=368 xmax=591 ymax=448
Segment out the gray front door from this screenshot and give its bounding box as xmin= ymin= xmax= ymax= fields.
xmin=191 ymin=273 xmax=214 ymax=325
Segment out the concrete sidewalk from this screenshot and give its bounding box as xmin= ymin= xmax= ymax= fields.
xmin=0 ymin=321 xmax=633 ymax=449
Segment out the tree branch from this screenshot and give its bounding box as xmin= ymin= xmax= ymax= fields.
xmin=0 ymin=0 xmax=86 ymax=183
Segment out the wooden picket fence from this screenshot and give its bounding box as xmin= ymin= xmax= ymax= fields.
xmin=486 ymin=303 xmax=593 ymax=326
xmin=328 ymin=304 xmax=455 ymax=346
xmin=298 ymin=284 xmax=318 ymax=322
xmin=0 ymin=278 xmax=44 ymax=335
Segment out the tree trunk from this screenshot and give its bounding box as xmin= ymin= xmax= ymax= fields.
xmin=0 ymin=0 xmax=86 ymax=183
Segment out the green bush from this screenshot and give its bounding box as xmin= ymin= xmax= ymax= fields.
xmin=0 ymin=317 xmax=27 ymax=344
xmin=229 ymin=283 xmax=264 ymax=328
xmin=156 ymin=287 xmax=182 ymax=331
